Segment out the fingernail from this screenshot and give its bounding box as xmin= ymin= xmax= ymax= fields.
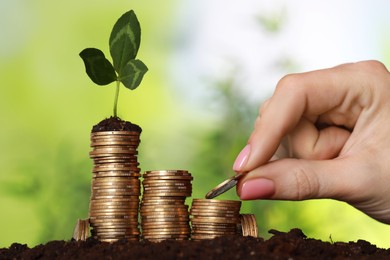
xmin=239 ymin=178 xmax=275 ymax=200
xmin=233 ymin=144 xmax=251 ymax=171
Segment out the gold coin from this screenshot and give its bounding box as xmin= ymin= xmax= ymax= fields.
xmin=91 ymin=141 xmax=140 ymax=146
xmin=143 ymin=172 xmax=191 ymax=177
xmin=93 ymin=172 xmax=141 ymax=178
xmin=91 ymin=135 xmax=140 ymax=141
xmin=192 ymin=229 xmax=237 ymax=235
xmin=142 ymin=226 xmax=190 ymax=231
xmin=93 ymin=163 xmax=137 ymax=167
xmin=90 ymin=220 xmax=138 ymax=225
xmin=91 ymin=197 xmax=139 ymax=202
xmin=89 ymin=152 xmax=138 ymax=159
xmin=93 ymin=231 xmax=140 ymax=236
xmin=141 ymin=197 xmax=185 ymax=202
xmin=92 ymin=164 xmax=140 ymax=173
xmin=141 ymin=218 xmax=189 ymax=223
xmin=191 ymin=230 xmax=237 ymax=235
xmin=142 ymin=179 xmax=191 ymax=184
xmin=90 ymin=139 xmax=139 ymax=145
xmin=90 ymin=207 xmax=139 ymax=213
xmin=93 ymin=155 xmax=136 ymax=160
xmin=141 ymin=217 xmax=189 ymax=223
xmin=192 ymin=198 xmax=241 ymax=205
xmin=89 ymin=205 xmax=139 ymax=211
xmin=94 ymin=160 xmax=138 ymax=165
xmin=90 ymin=134 xmax=140 ymax=139
xmin=96 ymin=238 xmax=139 ymax=243
xmin=190 ymin=206 xmax=240 ymax=212
xmin=143 ymin=170 xmax=189 ymax=175
xmin=191 ymin=217 xmax=239 ymax=224
xmin=89 ymin=203 xmax=139 ymax=208
xmin=92 ymin=223 xmax=138 ymax=228
xmin=190 ymin=208 xmax=240 ymax=214
xmin=140 ymin=202 xmax=185 ymax=207
xmin=89 ymin=212 xmax=137 ymax=218
xmin=90 ymin=197 xmax=139 ymax=202
xmin=90 ymin=204 xmax=139 ymax=210
xmin=92 ymin=184 xmax=140 ymax=190
xmin=143 ymin=184 xmax=191 ymax=189
xmin=93 ymin=235 xmax=139 ymax=240
xmin=142 ymin=234 xmax=189 ymax=240
xmin=91 ymin=192 xmax=140 ymax=198
xmin=89 ymin=214 xmax=139 ymax=220
xmin=142 ymin=186 xmax=191 ymax=191
xmin=190 ymin=211 xmax=239 ymax=217
xmin=140 ymin=205 xmax=188 ymax=210
xmin=190 ymin=205 xmax=239 ymax=210
xmin=190 ymin=234 xmax=223 ymax=240
xmin=92 ymin=187 xmax=140 ymax=192
xmin=142 ymin=231 xmax=190 ymax=236
xmin=140 ymin=207 xmax=188 ymax=213
xmin=143 ymin=188 xmax=191 ymax=193
xmin=90 ymin=151 xmax=138 ymax=157
xmin=142 ymin=192 xmax=191 ymax=197
xmin=91 ymin=131 xmax=140 ymax=136
xmin=91 ymin=227 xmax=139 ymax=232
xmin=91 ymin=146 xmax=137 ymax=151
xmin=141 ymin=212 xmax=188 ymax=217
xmin=141 ymin=224 xmax=190 ymax=230
xmin=93 ymin=168 xmax=140 ymax=174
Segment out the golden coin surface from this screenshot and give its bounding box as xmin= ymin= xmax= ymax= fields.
xmin=91 ymin=131 xmax=140 ymax=136
xmin=192 ymin=198 xmax=241 ymax=205
xmin=93 ymin=172 xmax=141 ymax=178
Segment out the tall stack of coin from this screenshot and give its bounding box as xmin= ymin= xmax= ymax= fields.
xmin=140 ymin=170 xmax=193 ymax=242
xmin=237 ymin=214 xmax=259 ymax=238
xmin=190 ymin=199 xmax=241 ymax=240
xmin=88 ymin=131 xmax=142 ymax=242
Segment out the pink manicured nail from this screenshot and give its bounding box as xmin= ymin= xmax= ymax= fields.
xmin=239 ymin=178 xmax=275 ymax=200
xmin=233 ymin=144 xmax=251 ymax=171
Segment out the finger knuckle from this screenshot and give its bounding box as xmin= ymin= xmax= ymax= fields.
xmin=275 ymin=73 xmax=302 ymax=92
xmin=292 ymin=165 xmax=320 ymax=200
xmin=357 ymin=60 xmax=387 ymax=71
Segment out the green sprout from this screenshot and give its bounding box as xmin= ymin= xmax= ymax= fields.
xmin=79 ymin=10 xmax=148 ymax=117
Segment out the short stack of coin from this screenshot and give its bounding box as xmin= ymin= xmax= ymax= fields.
xmin=140 ymin=170 xmax=193 ymax=242
xmin=237 ymin=214 xmax=259 ymax=237
xmin=190 ymin=199 xmax=241 ymax=240
xmin=88 ymin=131 xmax=142 ymax=242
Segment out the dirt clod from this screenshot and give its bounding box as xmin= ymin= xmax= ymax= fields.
xmin=91 ymin=116 xmax=142 ymax=133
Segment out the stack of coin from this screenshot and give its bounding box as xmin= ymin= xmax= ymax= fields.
xmin=140 ymin=170 xmax=193 ymax=242
xmin=88 ymin=131 xmax=142 ymax=242
xmin=237 ymin=214 xmax=259 ymax=237
xmin=190 ymin=199 xmax=241 ymax=240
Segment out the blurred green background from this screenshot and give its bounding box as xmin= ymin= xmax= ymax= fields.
xmin=1 ymin=0 xmax=390 ymax=248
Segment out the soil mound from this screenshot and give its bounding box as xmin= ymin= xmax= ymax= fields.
xmin=91 ymin=117 xmax=142 ymax=133
xmin=1 ymin=229 xmax=389 ymax=260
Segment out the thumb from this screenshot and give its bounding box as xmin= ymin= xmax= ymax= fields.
xmin=237 ymin=158 xmax=350 ymax=201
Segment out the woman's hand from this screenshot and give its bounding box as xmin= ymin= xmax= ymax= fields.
xmin=233 ymin=60 xmax=390 ymax=224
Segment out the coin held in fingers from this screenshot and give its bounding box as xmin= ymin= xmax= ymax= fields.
xmin=205 ymin=172 xmax=245 ymax=199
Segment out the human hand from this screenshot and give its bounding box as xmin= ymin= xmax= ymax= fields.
xmin=233 ymin=60 xmax=390 ymax=224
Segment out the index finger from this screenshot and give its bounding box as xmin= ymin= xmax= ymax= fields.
xmin=240 ymin=62 xmax=369 ymax=172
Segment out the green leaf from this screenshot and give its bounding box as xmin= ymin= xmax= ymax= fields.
xmin=79 ymin=48 xmax=117 ymax=85
xmin=118 ymin=59 xmax=148 ymax=90
xmin=109 ymin=10 xmax=141 ymax=75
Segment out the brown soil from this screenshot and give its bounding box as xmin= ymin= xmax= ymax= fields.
xmin=1 ymin=229 xmax=389 ymax=260
xmin=92 ymin=116 xmax=142 ymax=133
